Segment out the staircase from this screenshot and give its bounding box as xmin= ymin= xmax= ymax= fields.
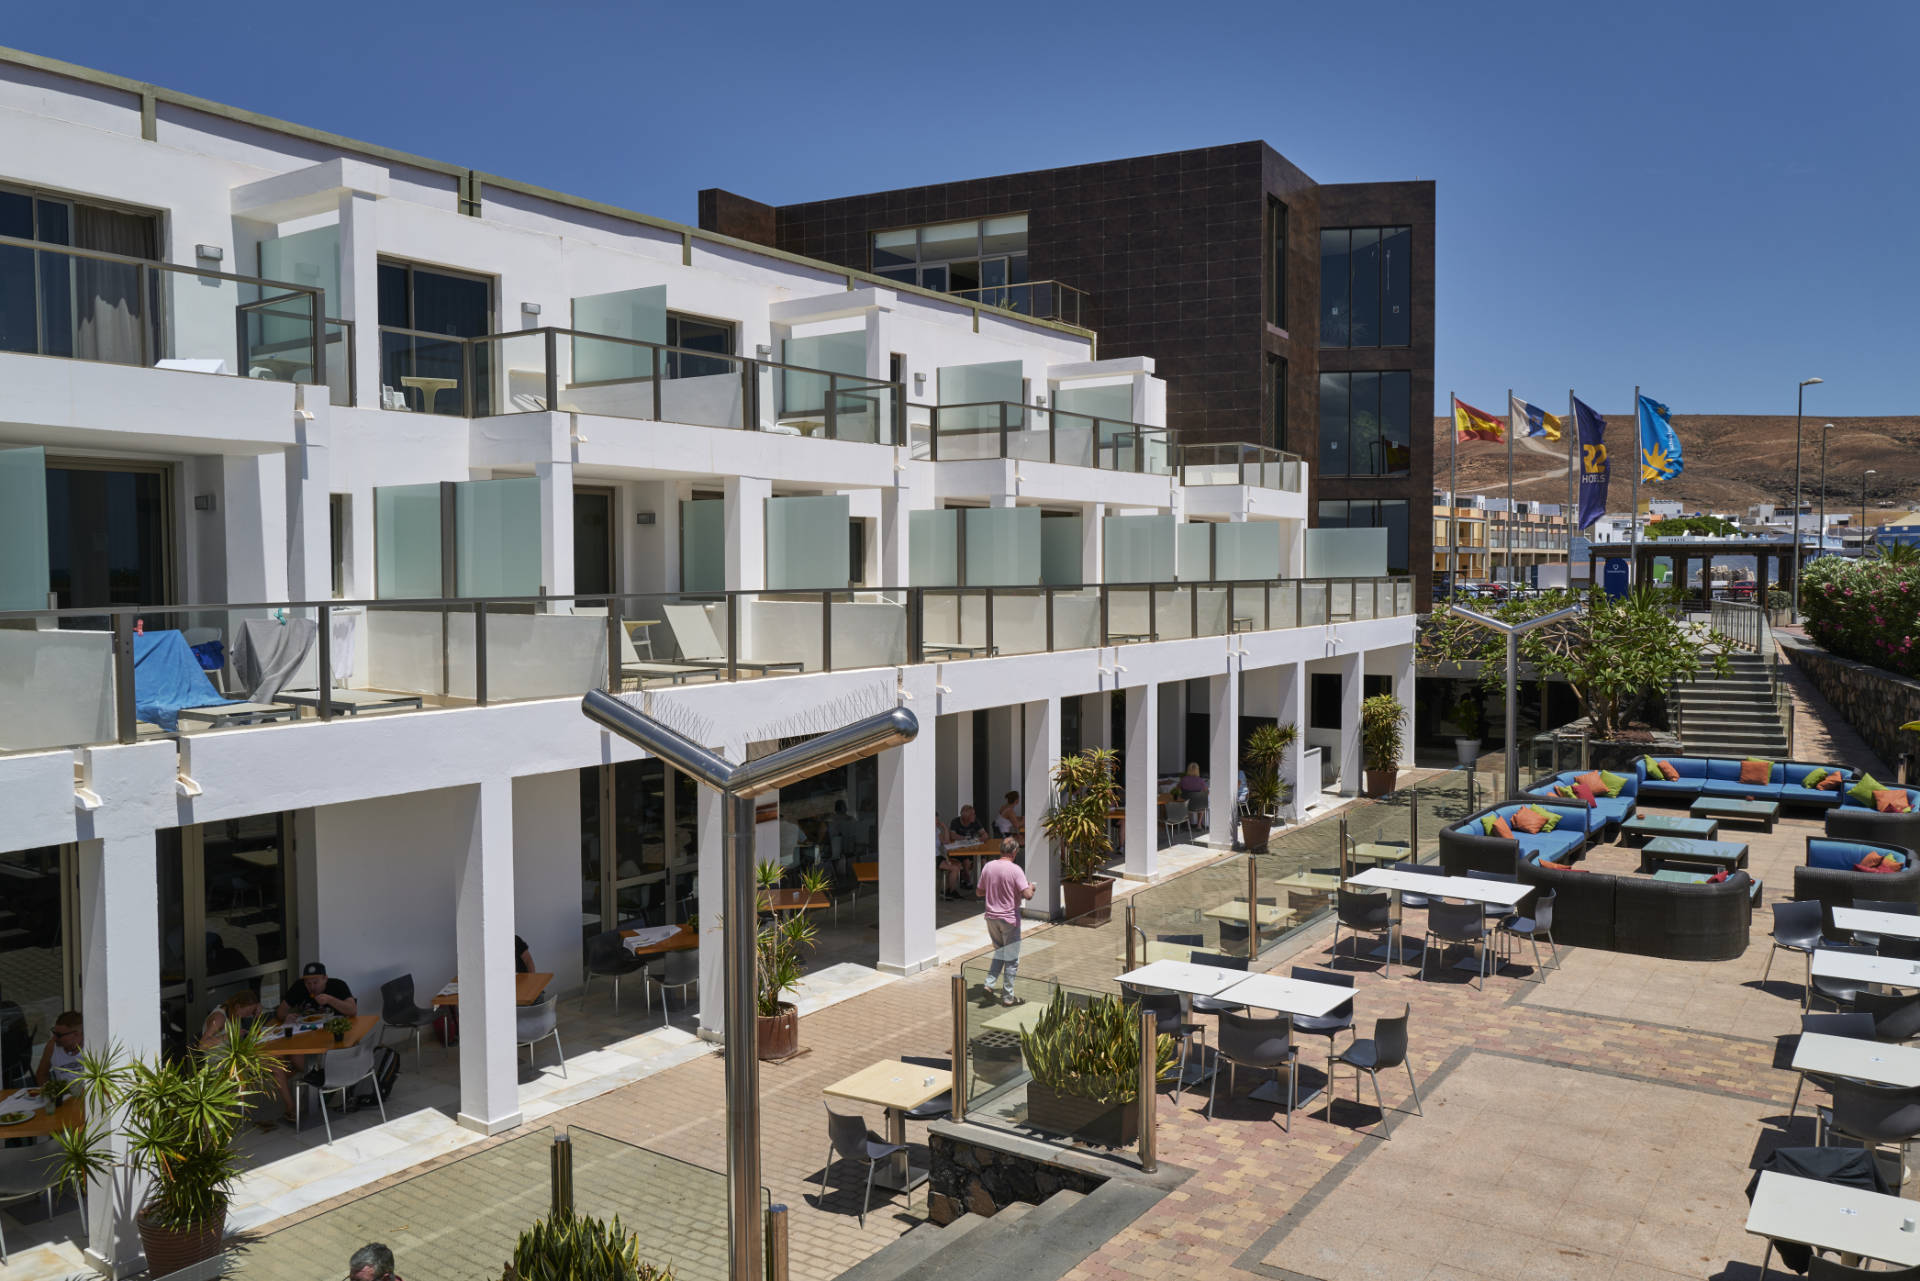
xmin=836 ymin=1179 xmax=1167 ymax=1281
xmin=1673 ymin=650 xmax=1791 ymax=759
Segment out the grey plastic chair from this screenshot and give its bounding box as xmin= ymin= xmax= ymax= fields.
xmin=516 ymin=992 xmax=566 ymax=1077
xmin=583 ymin=930 xmax=647 ymax=1012
xmin=1764 ymin=901 xmax=1832 ymax=1009
xmin=819 ymin=1104 xmax=907 ymax=1227
xmin=1855 ymin=989 xmax=1920 ymax=1044
xmin=1819 ymin=1078 xmax=1920 ymax=1190
xmin=1423 ymin=901 xmax=1490 ymax=989
xmin=650 ymin=948 xmax=700 ymax=1022
xmin=1330 ymin=1003 xmax=1421 ymax=1139
xmin=1809 ymin=1253 xmax=1920 ymax=1279
xmin=1189 ymin=950 xmax=1250 ymax=1016
xmin=1217 ymin=919 xmax=1251 ymax=958
xmin=1333 ymin=889 xmax=1394 ymax=975
xmin=1288 ymin=966 xmax=1355 ymax=1081
xmin=1811 ymin=943 xmax=1876 ymax=1012
xmin=1206 ymin=1011 xmax=1297 ymax=1129
xmin=378 ymin=974 xmax=437 ymax=1069
xmin=1162 ymin=799 xmax=1190 ymax=844
xmin=1790 ymin=1012 xmax=1880 ymax=1122
xmin=306 ymin=1030 xmax=388 ymax=1144
xmin=1496 ymin=889 xmax=1558 ymax=980
xmin=899 ymin=1054 xmax=952 ymax=1123
xmin=1389 ymin=860 xmax=1446 ymax=911
xmin=0 ymin=1141 xmax=57 ymax=1265
xmin=1120 ymin=986 xmax=1205 ymax=1103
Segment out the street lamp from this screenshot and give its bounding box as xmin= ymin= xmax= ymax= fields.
xmin=1446 ymin=601 xmax=1584 ymax=796
xmin=1864 ymin=468 xmax=1878 ymax=547
xmin=1791 ymin=377 xmax=1822 ymax=621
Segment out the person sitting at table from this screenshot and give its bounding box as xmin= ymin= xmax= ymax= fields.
xmin=935 ymin=818 xmax=964 ymax=900
xmin=514 ymin=935 xmax=534 ymax=975
xmin=996 ymin=791 xmax=1024 ymax=838
xmin=278 ymin=961 xmax=358 ymax=1021
xmin=202 ymin=990 xmax=295 ymax=1127
xmin=1180 ymin=763 xmax=1209 ymax=828
xmin=34 ymin=1010 xmax=82 ymax=1087
xmin=949 ymin=805 xmax=987 ymax=842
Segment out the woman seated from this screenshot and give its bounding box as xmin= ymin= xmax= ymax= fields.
xmin=202 ymin=990 xmax=296 ymax=1127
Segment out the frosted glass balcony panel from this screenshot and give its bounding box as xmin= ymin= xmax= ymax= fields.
xmin=572 ymin=285 xmax=665 ymax=383
xmin=909 ymin=509 xmax=959 ymax=587
xmin=0 ymin=446 xmax=49 ymax=610
xmin=455 ymin=476 xmax=542 ymax=597
xmin=963 ymin=507 xmax=1040 ymax=586
xmin=680 ymin=500 xmax=724 ymax=592
xmin=766 ymin=495 xmax=850 ymax=590
xmin=1103 ymin=514 xmax=1174 ymax=583
xmin=1039 ymin=514 xmax=1083 ymax=586
xmin=374 ymin=483 xmax=443 ymax=599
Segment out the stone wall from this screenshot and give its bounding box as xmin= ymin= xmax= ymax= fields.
xmin=1782 ymin=636 xmax=1920 ymax=779
xmin=926 ymin=1124 xmax=1113 ymax=1225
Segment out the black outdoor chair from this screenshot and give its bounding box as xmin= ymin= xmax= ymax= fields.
xmin=1206 ymin=1011 xmax=1297 ymax=1128
xmin=1855 ymin=989 xmax=1920 ymax=1044
xmin=377 ymin=974 xmax=438 ymax=1069
xmin=1810 ymin=942 xmax=1877 ymax=1012
xmin=818 ymin=1104 xmax=906 ymax=1227
xmin=1217 ymin=920 xmax=1250 ymax=958
xmin=1332 ymin=889 xmax=1394 ymax=975
xmin=1188 ymin=950 xmax=1249 ymax=1017
xmin=1389 ymin=860 xmax=1447 ymax=911
xmin=583 ymin=930 xmax=647 ymax=1012
xmin=1330 ymin=1003 xmax=1421 ymax=1139
xmin=1809 ymin=1255 xmax=1920 ymax=1279
xmin=899 ymin=1054 xmax=952 ymax=1123
xmin=1819 ymin=1078 xmax=1920 ymax=1190
xmin=1764 ymin=900 xmax=1833 ymax=1009
xmin=1496 ymin=889 xmax=1559 ymax=980
xmin=1422 ymin=901 xmax=1490 ymax=989
xmin=1746 ymin=1146 xmax=1893 ymax=1278
xmin=1121 ymin=985 xmax=1206 ymax=1103
xmin=1288 ymin=966 xmax=1354 ymax=1083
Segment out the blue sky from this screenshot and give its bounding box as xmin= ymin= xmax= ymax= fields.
xmin=9 ymin=0 xmax=1914 ymax=415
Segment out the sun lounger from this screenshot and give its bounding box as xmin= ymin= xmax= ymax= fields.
xmin=658 ymin=603 xmax=804 ymax=675
xmin=277 ymin=688 xmax=426 ymax=715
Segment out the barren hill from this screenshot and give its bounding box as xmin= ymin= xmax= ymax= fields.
xmin=1432 ymin=414 xmax=1920 ymax=523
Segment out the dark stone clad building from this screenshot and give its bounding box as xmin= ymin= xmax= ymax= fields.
xmin=700 ymin=142 xmax=1436 ymax=604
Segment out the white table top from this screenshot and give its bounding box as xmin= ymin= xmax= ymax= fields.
xmin=1114 ymin=959 xmax=1247 ymax=997
xmin=1812 ymin=948 xmax=1920 ymax=989
xmin=1216 ymin=972 xmax=1354 ymax=1018
xmin=1747 ymin=1171 xmax=1920 ymax=1267
xmin=1794 ymin=1032 xmax=1920 ymax=1089
xmin=1347 ymin=868 xmax=1449 ymax=895
xmin=1834 ymin=907 xmax=1920 ymax=942
xmin=1347 ymin=868 xmax=1532 ymax=907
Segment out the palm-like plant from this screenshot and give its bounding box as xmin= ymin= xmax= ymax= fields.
xmin=1242 ymin=722 xmax=1297 ymax=818
xmin=752 ymin=861 xmax=821 ymax=1018
xmin=49 ymin=1019 xmax=279 ymax=1232
xmin=1040 ymin=748 xmax=1121 ymax=884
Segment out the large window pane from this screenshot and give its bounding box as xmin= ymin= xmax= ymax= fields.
xmin=1317 ymin=500 xmax=1350 ymax=529
xmin=1381 ymin=226 xmax=1411 ymax=347
xmin=1381 ymin=371 xmax=1412 ymax=476
xmin=1349 ymin=372 xmax=1382 ymax=476
xmin=919 ymin=220 xmax=978 ymax=262
xmin=0 ymin=846 xmax=64 ymax=1081
xmin=980 ymin=215 xmax=1028 ymax=256
xmin=1348 ymin=229 xmax=1380 ymax=348
xmin=1380 ymin=499 xmax=1410 ymax=575
xmin=1318 ymin=372 xmax=1348 ymax=476
xmin=872 ymin=229 xmax=916 ymax=270
xmin=0 ymin=191 xmax=36 ymax=354
xmin=666 ymin=314 xmax=734 ymax=380
xmin=1318 ymin=229 xmax=1349 ymax=347
xmin=1268 ymin=357 xmax=1286 ymax=452
xmin=1268 ymin=199 xmax=1286 ymax=328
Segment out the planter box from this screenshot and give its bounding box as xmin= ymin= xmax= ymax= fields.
xmin=757 ymin=1003 xmax=799 ymax=1062
xmin=1024 ymin=1081 xmax=1139 ymax=1147
xmin=1061 ymin=876 xmax=1114 ymax=927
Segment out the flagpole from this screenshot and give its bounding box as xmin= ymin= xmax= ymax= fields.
xmin=1567 ymin=388 xmax=1578 ymax=582
xmin=1631 ymin=384 xmax=1641 ymax=587
xmin=1448 ymin=392 xmax=1460 ymax=596
xmin=1505 ymin=386 xmax=1516 ymax=586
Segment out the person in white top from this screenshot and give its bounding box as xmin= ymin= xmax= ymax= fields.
xmin=35 ymin=1010 xmax=82 ymax=1087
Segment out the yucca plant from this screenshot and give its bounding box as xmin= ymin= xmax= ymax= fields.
xmin=1041 ymin=747 xmax=1121 ymax=884
xmin=1018 ymin=988 xmax=1176 ymax=1106
xmin=48 ymin=1019 xmax=280 ymax=1232
xmin=1242 ymin=721 xmax=1297 ymax=817
xmin=504 ymin=1211 xmax=674 ymax=1281
xmin=753 ymin=862 xmax=819 ymax=1018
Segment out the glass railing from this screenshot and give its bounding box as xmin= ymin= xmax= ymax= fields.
xmin=914 ymin=401 xmax=1178 ymax=475
xmin=0 ymin=234 xmax=328 ymax=393
xmin=1179 ymin=442 xmax=1305 ymax=493
xmin=372 ymin=325 xmax=900 ymax=441
xmin=948 ymin=279 xmax=1087 ymax=327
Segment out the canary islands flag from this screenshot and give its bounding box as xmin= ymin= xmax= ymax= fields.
xmin=1454 ymin=398 xmax=1504 ymax=443
xmin=1509 ymin=394 xmax=1564 ymax=442
xmin=1638 ymin=394 xmax=1682 ymax=481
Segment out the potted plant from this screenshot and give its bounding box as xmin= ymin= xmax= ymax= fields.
xmin=325 ymin=1015 xmax=353 ymax=1045
xmin=1019 ymin=989 xmax=1175 ymax=1147
xmin=1040 ymin=747 xmax=1121 ymax=926
xmin=1239 ymin=721 xmax=1297 ymax=853
xmin=503 ymin=1210 xmax=674 ymax=1281
xmin=49 ymin=1020 xmax=279 ymax=1276
xmin=1360 ymin=693 xmax=1408 ymax=797
xmin=751 ymin=861 xmax=823 ymax=1061
xmin=1448 ymin=693 xmax=1483 ymax=766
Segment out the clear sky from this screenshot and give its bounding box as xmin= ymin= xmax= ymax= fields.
xmin=9 ymin=0 xmax=1914 ymax=416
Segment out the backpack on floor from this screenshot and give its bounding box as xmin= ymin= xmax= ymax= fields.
xmin=354 ymin=1046 xmax=401 ymax=1106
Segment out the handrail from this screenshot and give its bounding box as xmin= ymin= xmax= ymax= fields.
xmin=948 ymin=280 xmax=1087 ymax=326
xmin=921 ymin=400 xmax=1178 ymax=474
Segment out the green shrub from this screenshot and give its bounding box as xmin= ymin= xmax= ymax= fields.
xmin=504 ymin=1212 xmax=673 ymax=1281
xmin=1803 ymin=554 xmax=1920 ymax=678
xmin=1019 ymin=988 xmax=1176 ymax=1106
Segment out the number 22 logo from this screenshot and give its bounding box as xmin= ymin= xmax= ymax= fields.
xmin=1583 ymin=443 xmax=1608 ymax=473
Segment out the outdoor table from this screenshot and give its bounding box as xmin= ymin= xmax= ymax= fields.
xmin=622 ymin=923 xmax=697 ymax=956
xmin=1746 ymin=1170 xmax=1920 ymax=1269
xmin=400 ymin=375 xmax=460 ymax=413
xmin=176 ymin=702 xmax=299 ymax=726
xmin=822 ymin=1058 xmax=951 ymax=1192
xmin=1689 ymin=796 xmax=1779 ymax=832
xmin=1116 ymin=959 xmax=1246 ymax=1086
xmin=1349 ymin=868 xmax=1531 ymax=974
xmin=1620 ymin=814 xmax=1720 ymax=845
xmin=258 ymin=1012 xmax=382 ymax=1058
xmin=758 ymin=889 xmax=832 ymax=915
xmin=1811 ymin=948 xmax=1920 ymax=991
xmin=1202 ymin=900 xmax=1293 ymax=929
xmin=432 ymin=971 xmax=553 ymax=1008
xmin=277 ymin=689 xmax=425 ymax=715
xmin=1834 ymin=907 xmax=1920 ymax=943
xmin=1349 ymin=842 xmax=1410 ymax=868
xmin=979 ymin=1001 xmax=1047 ymax=1035
xmin=923 ymin=643 xmax=997 ymax=660
xmin=1637 ymin=836 xmax=1749 ymax=874
xmin=0 ymin=1088 xmax=82 ymax=1139
xmin=1211 ymin=971 xmax=1353 ymax=1107
xmin=1793 ymin=1031 xmax=1920 ymax=1090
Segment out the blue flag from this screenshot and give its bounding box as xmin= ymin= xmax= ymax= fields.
xmin=1574 ymin=397 xmax=1608 ymax=531
xmin=1638 ymin=394 xmax=1682 ymax=481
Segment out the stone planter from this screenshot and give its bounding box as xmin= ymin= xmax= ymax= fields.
xmin=756 ymin=1002 xmax=799 ymax=1062
xmin=1454 ymin=738 xmax=1482 ymax=767
xmin=1024 ymin=1082 xmax=1139 ymax=1148
xmin=1061 ymin=877 xmax=1114 ymax=927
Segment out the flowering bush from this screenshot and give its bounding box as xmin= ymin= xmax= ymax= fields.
xmin=1802 ymin=555 xmax=1920 ymax=678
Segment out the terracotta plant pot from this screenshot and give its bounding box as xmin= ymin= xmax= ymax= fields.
xmin=756 ymin=1002 xmax=799 ymax=1062
xmin=1024 ymin=1082 xmax=1139 ymax=1147
xmin=1061 ymin=876 xmax=1114 ymax=927
xmin=1241 ymin=816 xmax=1273 ymax=854
xmin=138 ymin=1208 xmax=226 ymax=1278
xmin=1364 ymin=768 xmax=1399 ymax=798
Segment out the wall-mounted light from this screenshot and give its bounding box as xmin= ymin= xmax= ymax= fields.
xmin=193 ymin=494 xmax=216 ymax=512
xmin=194 ymin=244 xmax=223 ymax=262
xmin=521 ymin=301 xmax=542 ymax=316
xmin=913 ymin=372 xmax=926 ymax=394
xmin=755 ymin=343 xmax=773 ymax=360
xmin=635 ymin=512 xmax=656 ymax=526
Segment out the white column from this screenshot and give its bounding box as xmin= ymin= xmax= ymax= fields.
xmin=1336 ymin=651 xmax=1364 ymax=796
xmin=1124 ymin=682 xmax=1158 ymax=879
xmin=284 ymin=398 xmax=332 ymax=602
xmin=880 ymin=484 xmax=912 ymax=591
xmin=1022 ymin=695 xmax=1060 ymax=919
xmin=1276 ymin=663 xmax=1307 ymax=819
xmin=878 ymin=731 xmax=938 ymax=975
xmin=77 ymin=835 xmax=162 ymax=1273
xmin=1390 ymin=643 xmax=1417 ymax=767
xmin=725 ymin=475 xmax=770 ymax=661
xmin=1207 ymin=670 xmax=1240 ymax=847
xmin=223 ymin=453 xmax=290 ymax=602
xmin=536 ymin=459 xmax=574 ymax=603
xmin=695 ymin=768 xmax=729 ymax=1037
xmin=336 ymin=190 xmax=382 ymax=409
xmin=455 ymin=778 xmax=521 ymax=1135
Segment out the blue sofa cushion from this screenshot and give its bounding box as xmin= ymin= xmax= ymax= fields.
xmin=1781 ymin=784 xmax=1844 ymax=806
xmin=1705 ymin=759 xmax=1751 ymax=783
xmin=1808 ymin=838 xmax=1910 ymax=871
xmin=1516 ymin=829 xmax=1584 ymax=863
xmin=1527 ymin=785 xmax=1607 ymax=833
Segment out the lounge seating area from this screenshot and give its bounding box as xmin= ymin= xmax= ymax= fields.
xmin=1632 ymin=755 xmax=1855 ymax=809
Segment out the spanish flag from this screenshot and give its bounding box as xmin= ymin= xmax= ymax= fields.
xmin=1453 ymin=398 xmax=1505 ymax=443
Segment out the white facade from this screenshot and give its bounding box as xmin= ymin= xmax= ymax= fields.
xmin=0 ymin=50 xmax=1416 ymax=1273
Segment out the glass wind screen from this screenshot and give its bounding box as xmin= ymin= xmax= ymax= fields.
xmin=572 ymin=285 xmax=665 ymax=383
xmin=0 ymin=446 xmax=50 ymax=610
xmin=259 ymin=224 xmax=339 ymax=319
xmin=962 ymin=507 xmax=1040 ymax=587
xmin=374 ymin=483 xmax=443 ymax=599
xmin=455 ymin=476 xmax=542 ymax=597
xmin=1039 ymin=514 xmax=1082 ymax=586
xmin=909 ymin=509 xmax=959 ymax=587
xmin=1303 ymin=527 xmax=1388 ymax=579
xmin=1175 ymin=523 xmax=1210 ymax=582
xmin=1214 ymin=522 xmax=1281 ymax=581
xmin=766 ymin=495 xmax=850 ymax=590
xmin=680 ymin=499 xmax=723 ymax=592
xmin=938 ymin=360 xmax=1023 ymax=435
xmin=782 ymin=330 xmax=867 ymax=418
xmin=1103 ymin=514 xmax=1175 ymax=583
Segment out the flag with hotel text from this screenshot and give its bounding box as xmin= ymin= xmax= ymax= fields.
xmin=1509 ymin=395 xmax=1564 ymax=441
xmin=1574 ymin=397 xmax=1609 ymax=530
xmin=1453 ymin=398 xmax=1505 ymax=443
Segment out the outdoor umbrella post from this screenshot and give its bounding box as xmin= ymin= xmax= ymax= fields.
xmin=1445 ymin=603 xmax=1584 ymax=796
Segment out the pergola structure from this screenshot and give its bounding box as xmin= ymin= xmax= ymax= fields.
xmin=1583 ymin=536 xmax=1801 ymax=599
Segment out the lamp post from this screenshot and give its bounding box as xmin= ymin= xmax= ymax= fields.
xmin=1863 ymin=468 xmax=1878 ymax=549
xmin=1446 ymin=601 xmax=1584 ymax=796
xmin=1791 ymin=377 xmax=1822 ymax=621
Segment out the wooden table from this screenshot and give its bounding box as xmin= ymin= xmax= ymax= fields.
xmin=259 ymin=1012 xmax=382 ymax=1057
xmin=1689 ymin=797 xmax=1779 ymax=832
xmin=1350 ymin=842 xmax=1411 ymax=868
xmin=622 ymin=923 xmax=698 ymax=956
xmin=822 ymin=1058 xmax=952 ymax=1191
xmin=1747 ymin=1171 xmax=1920 ymax=1269
xmin=759 ymin=889 xmax=832 ymax=914
xmin=1202 ymin=900 xmax=1294 ymax=929
xmin=0 ymin=1091 xmax=82 ymax=1139
xmin=1637 ymin=836 xmax=1749 ymax=874
xmin=432 ymin=971 xmax=554 ymax=1008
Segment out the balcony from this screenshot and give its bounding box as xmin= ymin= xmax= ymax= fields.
xmin=374 ymin=325 xmax=898 ymax=443
xmin=0 ymin=235 xmax=351 ymax=406
xmin=0 ymin=576 xmax=1415 ymax=755
xmin=1179 ymin=442 xmax=1304 ymax=493
xmin=910 ymin=401 xmax=1177 ymax=475
xmin=948 ymin=280 xmax=1086 ymax=327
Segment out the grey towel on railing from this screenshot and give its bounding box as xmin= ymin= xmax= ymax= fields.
xmin=233 ymin=617 xmax=318 ymax=702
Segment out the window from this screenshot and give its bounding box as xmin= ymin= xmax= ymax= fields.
xmin=377 ymin=259 xmax=493 ymax=414
xmin=665 ymin=312 xmax=734 ymax=379
xmin=1267 ymin=356 xmax=1286 ymax=452
xmin=1267 ymin=198 xmax=1287 ymax=329
xmin=1317 ymin=371 xmax=1411 ymax=476
xmin=848 ymin=518 xmax=867 ymax=587
xmin=1319 ymin=226 xmax=1411 ymax=349
xmin=1319 ymin=498 xmax=1410 ymax=575
xmin=1309 ymin=673 xmax=1342 ymax=731
xmin=870 ymin=215 xmax=1029 ymax=304
xmin=329 ymin=493 xmax=349 ymax=597
xmin=1 ymin=182 xmax=160 ymax=362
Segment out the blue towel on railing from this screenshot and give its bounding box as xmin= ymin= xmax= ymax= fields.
xmin=134 ymin=631 xmax=234 ymax=731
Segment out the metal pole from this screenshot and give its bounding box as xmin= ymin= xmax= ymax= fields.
xmin=550 ymin=1131 xmax=574 ymax=1219
xmin=1448 ymin=394 xmax=1459 ymax=595
xmin=1818 ymin=422 xmax=1831 ymax=571
xmin=723 ymin=790 xmax=764 ymax=1281
xmin=317 ymin=602 xmax=333 ymax=722
xmin=1567 ymin=390 xmax=1577 ymax=546
xmin=1505 ymin=630 xmax=1520 ymax=797
xmin=1246 ymin=854 xmax=1259 ymax=958
xmin=949 ymin=974 xmax=969 ymax=1120
xmin=1505 ymin=387 xmax=1515 ymax=585
xmin=1137 ymin=1008 xmax=1158 ymax=1173
xmin=1792 ymin=380 xmax=1808 ymax=621
xmin=1124 ymin=900 xmax=1138 ymax=973
xmin=1630 ymin=386 xmax=1640 ymax=587
xmin=765 ymin=1205 xmax=789 ymax=1281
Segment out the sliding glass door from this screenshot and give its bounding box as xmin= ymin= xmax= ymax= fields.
xmin=157 ymin=814 xmax=298 ymax=1054
xmin=378 ymin=260 xmax=493 ymax=416
xmin=46 ymin=458 xmax=173 ymax=612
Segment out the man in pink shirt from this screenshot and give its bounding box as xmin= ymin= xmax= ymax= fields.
xmin=975 ymin=837 xmax=1035 ymax=1006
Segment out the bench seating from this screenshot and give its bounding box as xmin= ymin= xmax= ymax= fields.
xmin=1525 ymin=770 xmax=1638 ymax=834
xmin=1632 ymin=757 xmax=1852 ymax=809
xmin=1794 ymin=836 xmax=1920 ymax=925
xmin=1442 ymin=800 xmax=1589 ymax=867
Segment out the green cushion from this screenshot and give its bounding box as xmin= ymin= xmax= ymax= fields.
xmin=1802 ymin=768 xmax=1829 ymax=788
xmin=1850 ymin=772 xmax=1886 ymax=807
xmin=1598 ymin=769 xmax=1629 ymax=798
xmin=1528 ymin=804 xmax=1561 ymax=833
xmin=1480 ymin=814 xmax=1504 ymax=836
xmin=1640 ymin=754 xmax=1663 ymax=776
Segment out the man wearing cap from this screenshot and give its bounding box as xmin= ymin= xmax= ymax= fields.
xmin=278 ymin=962 xmax=358 ymax=1021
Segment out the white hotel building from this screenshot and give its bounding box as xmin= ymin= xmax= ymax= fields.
xmin=0 ymin=48 xmax=1414 ymax=1270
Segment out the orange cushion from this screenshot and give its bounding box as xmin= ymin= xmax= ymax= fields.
xmin=1658 ymin=760 xmax=1680 ymax=781
xmin=1538 ymin=860 xmax=1570 ymax=870
xmin=1739 ymin=759 xmax=1772 ymax=785
xmin=1859 ymin=852 xmax=1886 ymax=870
xmin=1575 ymin=771 xmax=1605 ymax=794
xmin=1488 ymin=815 xmax=1514 ymax=839
xmin=1875 ymin=790 xmax=1914 ymax=814
xmin=1817 ymin=774 xmax=1843 ymax=790
xmin=1511 ymin=807 xmax=1548 ymax=835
